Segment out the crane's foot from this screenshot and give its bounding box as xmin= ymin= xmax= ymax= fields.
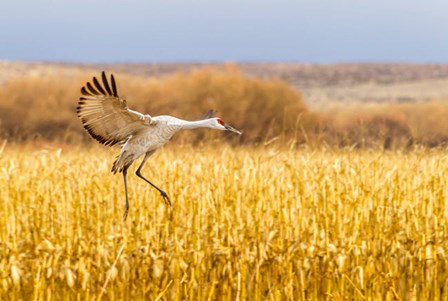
xmin=160 ymin=191 xmax=171 ymax=206
xmin=123 ymin=204 xmax=129 ymax=221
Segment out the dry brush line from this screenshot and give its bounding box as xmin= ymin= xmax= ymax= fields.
xmin=0 ymin=65 xmax=306 ymax=144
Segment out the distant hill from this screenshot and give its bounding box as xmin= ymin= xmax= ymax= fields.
xmin=1 ymin=61 xmax=448 ymax=107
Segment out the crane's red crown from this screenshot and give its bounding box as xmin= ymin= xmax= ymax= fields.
xmin=217 ymin=118 xmax=225 ymax=126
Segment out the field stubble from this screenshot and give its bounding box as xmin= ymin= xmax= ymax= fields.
xmin=1 ymin=144 xmax=448 ymax=300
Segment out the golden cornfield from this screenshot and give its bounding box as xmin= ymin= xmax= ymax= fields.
xmin=1 ymin=143 xmax=448 ymax=300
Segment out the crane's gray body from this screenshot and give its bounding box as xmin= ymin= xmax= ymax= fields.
xmin=112 ymin=116 xmax=184 ymax=173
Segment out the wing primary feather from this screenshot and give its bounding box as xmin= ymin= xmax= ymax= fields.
xmin=101 ymin=71 xmax=113 ymax=95
xmin=81 ymin=87 xmax=92 ymax=96
xmin=93 ymin=76 xmax=107 ymax=95
xmin=86 ymin=82 xmax=100 ymax=95
xmin=111 ymin=74 xmax=118 ymax=97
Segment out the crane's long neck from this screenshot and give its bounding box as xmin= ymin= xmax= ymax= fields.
xmin=179 ymin=119 xmax=214 ymax=130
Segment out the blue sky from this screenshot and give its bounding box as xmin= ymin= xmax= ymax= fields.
xmin=1 ymin=0 xmax=447 ymax=63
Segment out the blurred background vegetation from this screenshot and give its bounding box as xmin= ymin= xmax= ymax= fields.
xmin=1 ymin=63 xmax=448 ymax=149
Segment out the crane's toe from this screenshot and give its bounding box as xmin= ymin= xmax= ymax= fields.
xmin=123 ymin=204 xmax=129 ymax=221
xmin=160 ymin=191 xmax=171 ymax=206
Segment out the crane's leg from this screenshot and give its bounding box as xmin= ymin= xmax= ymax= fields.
xmin=136 ymin=152 xmax=171 ymax=206
xmin=122 ymin=167 xmax=130 ymax=221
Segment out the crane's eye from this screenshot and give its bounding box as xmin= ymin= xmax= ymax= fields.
xmin=217 ymin=118 xmax=225 ymax=125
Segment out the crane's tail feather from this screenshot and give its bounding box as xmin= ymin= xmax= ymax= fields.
xmin=111 ymin=152 xmax=134 ymax=174
xmin=111 ymin=157 xmax=121 ymax=174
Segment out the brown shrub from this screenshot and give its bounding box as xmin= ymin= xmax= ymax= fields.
xmin=0 ymin=72 xmax=83 ymax=141
xmin=334 ymin=114 xmax=412 ymax=149
xmin=0 ymin=65 xmax=306 ymax=144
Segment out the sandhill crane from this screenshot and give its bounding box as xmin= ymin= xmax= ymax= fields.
xmin=77 ymin=72 xmax=241 ymax=220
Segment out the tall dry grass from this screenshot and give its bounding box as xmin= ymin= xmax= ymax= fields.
xmin=1 ymin=145 xmax=448 ymax=299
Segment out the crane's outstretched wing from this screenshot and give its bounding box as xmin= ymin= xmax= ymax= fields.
xmin=199 ymin=109 xmax=218 ymax=120
xmin=77 ymin=72 xmax=154 ymax=146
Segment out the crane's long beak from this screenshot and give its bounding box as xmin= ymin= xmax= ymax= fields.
xmin=224 ymin=124 xmax=242 ymax=135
